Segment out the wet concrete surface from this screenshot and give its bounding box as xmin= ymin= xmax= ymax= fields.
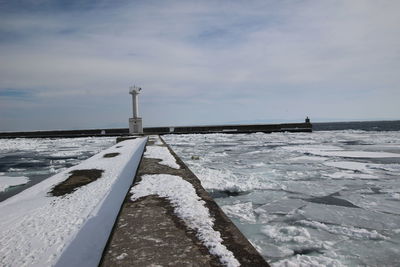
xmin=100 ymin=136 xmax=269 ymax=266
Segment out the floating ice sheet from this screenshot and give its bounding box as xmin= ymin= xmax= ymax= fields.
xmin=164 ymin=130 xmax=400 ymax=266
xmin=221 ymin=202 xmax=256 ymax=223
xmin=0 ymin=175 xmax=29 ymax=192
xmin=301 ymin=203 xmax=399 ymax=231
xmin=324 ymin=161 xmax=373 ymax=173
xmin=285 ymin=145 xmax=400 ymax=158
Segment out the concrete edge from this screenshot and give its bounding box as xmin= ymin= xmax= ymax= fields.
xmin=97 ymin=138 xmax=148 ymax=266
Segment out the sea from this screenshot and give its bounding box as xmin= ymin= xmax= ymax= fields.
xmin=1 ymin=120 xmax=400 ymax=266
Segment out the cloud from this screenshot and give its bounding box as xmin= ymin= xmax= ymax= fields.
xmin=0 ymin=0 xmax=399 ymax=130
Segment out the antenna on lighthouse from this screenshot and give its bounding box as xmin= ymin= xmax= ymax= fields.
xmin=128 ymin=85 xmax=143 ymax=134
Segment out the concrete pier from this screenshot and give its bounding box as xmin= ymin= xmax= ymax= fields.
xmin=100 ymin=136 xmax=269 ymax=266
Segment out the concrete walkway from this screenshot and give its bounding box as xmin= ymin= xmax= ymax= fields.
xmin=100 ymin=136 xmax=269 ymax=266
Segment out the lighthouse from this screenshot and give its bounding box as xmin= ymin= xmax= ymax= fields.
xmin=129 ymin=85 xmax=143 ymax=134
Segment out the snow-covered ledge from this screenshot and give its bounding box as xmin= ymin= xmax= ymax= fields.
xmin=0 ymin=137 xmax=147 ymax=267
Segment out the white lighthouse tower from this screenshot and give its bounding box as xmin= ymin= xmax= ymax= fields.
xmin=129 ymin=85 xmax=143 ymax=134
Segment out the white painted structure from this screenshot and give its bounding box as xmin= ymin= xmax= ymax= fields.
xmin=129 ymin=86 xmax=143 ymax=134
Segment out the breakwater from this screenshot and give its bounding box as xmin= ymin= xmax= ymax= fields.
xmin=0 ymin=122 xmax=312 ymax=138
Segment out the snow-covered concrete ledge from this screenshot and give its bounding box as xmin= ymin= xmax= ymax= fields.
xmin=0 ymin=137 xmax=147 ymax=267
xmin=131 ymin=174 xmax=240 ymax=267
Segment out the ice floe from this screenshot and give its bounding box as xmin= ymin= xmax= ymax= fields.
xmin=301 ymin=203 xmax=399 ymax=231
xmin=284 ymin=145 xmax=400 ymax=158
xmin=164 ymin=130 xmax=400 ymax=266
xmin=324 ymin=161 xmax=373 ymax=173
xmin=272 ymin=253 xmax=343 ymax=267
xmin=0 ymin=175 xmax=29 ymax=192
xmin=221 ymin=202 xmax=256 ymax=223
xmin=297 ymin=220 xmax=387 ymax=240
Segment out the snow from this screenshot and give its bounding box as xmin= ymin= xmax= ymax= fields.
xmin=181 ymin=163 xmax=283 ymax=192
xmin=149 ymin=135 xmax=163 ymax=145
xmin=130 ymin=174 xmax=240 ymax=267
xmin=116 ymin=253 xmax=128 ymax=260
xmin=0 ymin=175 xmax=29 ymax=192
xmin=261 ymin=225 xmax=312 ymax=244
xmin=0 ymin=137 xmax=147 ymax=267
xmin=144 ymin=137 xmax=180 ymax=169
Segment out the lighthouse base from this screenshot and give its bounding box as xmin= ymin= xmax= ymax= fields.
xmin=129 ymin=117 xmax=143 ymax=134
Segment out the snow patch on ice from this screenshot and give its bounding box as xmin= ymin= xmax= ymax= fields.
xmin=261 ymin=225 xmax=312 ymax=244
xmin=0 ymin=176 xmax=29 ymax=192
xmin=190 ymin=166 xmax=283 ymax=192
xmin=130 ymin=174 xmax=240 ymax=267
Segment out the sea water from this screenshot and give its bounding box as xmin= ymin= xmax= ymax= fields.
xmin=163 ymin=130 xmax=400 ymax=266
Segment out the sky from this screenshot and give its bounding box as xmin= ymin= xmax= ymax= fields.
xmin=0 ymin=0 xmax=399 ymax=131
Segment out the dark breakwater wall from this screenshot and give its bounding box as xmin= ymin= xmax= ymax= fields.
xmin=145 ymin=122 xmax=312 ymax=134
xmin=313 ymin=120 xmax=400 ymax=131
xmin=0 ymin=122 xmax=312 ymax=138
xmin=0 ymin=128 xmax=129 ymax=139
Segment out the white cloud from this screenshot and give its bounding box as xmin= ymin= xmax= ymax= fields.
xmin=0 ymin=0 xmax=399 ymax=130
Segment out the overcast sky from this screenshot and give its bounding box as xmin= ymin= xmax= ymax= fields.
xmin=1 ymin=0 xmax=399 ymax=131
